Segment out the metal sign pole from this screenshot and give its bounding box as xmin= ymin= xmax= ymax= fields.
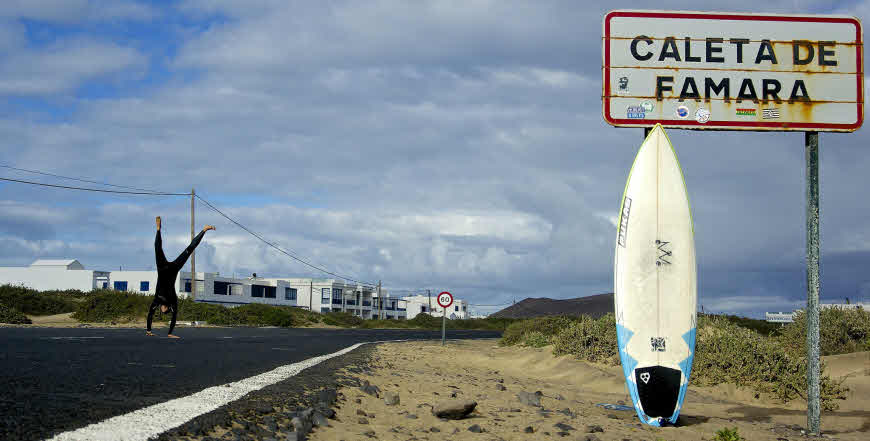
xmin=805 ymin=131 xmax=821 ymax=436
xmin=442 ymin=307 xmax=446 ymax=346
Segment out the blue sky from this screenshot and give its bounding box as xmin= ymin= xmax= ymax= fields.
xmin=1 ymin=0 xmax=869 ymax=317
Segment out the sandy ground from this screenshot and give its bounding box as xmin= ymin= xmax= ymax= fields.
xmin=309 ymin=340 xmax=870 ymax=441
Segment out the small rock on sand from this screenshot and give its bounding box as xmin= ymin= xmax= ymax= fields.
xmin=358 ymin=417 xmax=370 ymax=424
xmin=432 ymin=400 xmax=478 ymax=420
xmin=517 ymin=391 xmax=543 ymax=407
xmin=468 ymin=424 xmax=483 ymax=433
xmin=384 ymin=391 xmax=400 ymax=405
xmin=585 ymin=424 xmax=604 ymax=433
xmin=495 ymin=384 xmax=507 ymax=391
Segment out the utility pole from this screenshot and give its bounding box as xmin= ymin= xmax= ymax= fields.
xmin=190 ymin=187 xmax=196 ymax=301
xmin=428 ymin=289 xmax=432 ymax=312
xmin=377 ymin=280 xmax=382 ymax=320
xmin=309 ymin=280 xmax=313 ymax=311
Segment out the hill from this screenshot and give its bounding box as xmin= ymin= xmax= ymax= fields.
xmin=491 ymin=293 xmax=614 ymax=319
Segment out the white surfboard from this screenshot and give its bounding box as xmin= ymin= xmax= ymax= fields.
xmin=614 ymin=123 xmax=697 ymax=426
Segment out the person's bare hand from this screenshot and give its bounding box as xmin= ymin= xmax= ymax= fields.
xmin=203 ymin=225 xmax=216 ymax=232
xmin=156 ymin=216 xmax=162 ymax=231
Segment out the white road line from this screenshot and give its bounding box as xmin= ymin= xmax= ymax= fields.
xmin=46 ymin=337 xmax=105 ymax=340
xmin=48 ymin=342 xmax=368 ymax=441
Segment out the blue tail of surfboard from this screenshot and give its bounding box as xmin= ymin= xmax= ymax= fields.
xmin=616 ymin=320 xmax=696 ymax=426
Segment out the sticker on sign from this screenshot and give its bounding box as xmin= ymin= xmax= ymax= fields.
xmin=602 ymin=10 xmax=864 ymax=131
xmin=437 ymin=291 xmax=453 ymax=308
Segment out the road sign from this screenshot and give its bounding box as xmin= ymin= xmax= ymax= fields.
xmin=437 ymin=291 xmax=453 ymax=308
xmin=602 ymin=10 xmax=863 ymax=131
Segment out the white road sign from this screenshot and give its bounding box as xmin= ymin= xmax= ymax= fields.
xmin=437 ymin=291 xmax=453 ymax=309
xmin=603 ymin=10 xmax=863 ymax=131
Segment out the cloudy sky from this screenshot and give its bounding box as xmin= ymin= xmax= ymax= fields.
xmin=0 ymin=0 xmax=868 ymax=317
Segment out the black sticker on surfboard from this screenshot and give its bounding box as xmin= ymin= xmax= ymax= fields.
xmin=655 ymin=240 xmax=672 ymax=265
xmin=635 ymin=366 xmax=681 ymax=418
xmin=618 ymin=197 xmax=632 ymax=247
xmin=650 ymin=337 xmax=666 ymax=352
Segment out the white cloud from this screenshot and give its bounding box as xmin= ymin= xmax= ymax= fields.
xmin=0 ymin=39 xmax=146 ymax=95
xmin=0 ymin=0 xmax=158 ymax=23
xmin=1 ymin=0 xmax=870 ymax=314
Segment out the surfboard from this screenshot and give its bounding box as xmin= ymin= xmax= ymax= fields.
xmin=614 ymin=123 xmax=697 ymax=426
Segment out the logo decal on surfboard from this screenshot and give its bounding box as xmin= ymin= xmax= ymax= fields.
xmin=640 ymin=372 xmax=651 ymax=384
xmin=650 ymin=337 xmax=666 ymax=352
xmin=618 ymin=197 xmax=632 ymax=247
xmin=655 ymin=240 xmax=672 ymax=265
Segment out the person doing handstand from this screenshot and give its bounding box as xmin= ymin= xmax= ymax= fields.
xmin=147 ymin=216 xmax=215 ymax=338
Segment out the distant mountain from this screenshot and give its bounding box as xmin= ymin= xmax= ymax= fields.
xmin=491 ymin=293 xmax=614 ymax=319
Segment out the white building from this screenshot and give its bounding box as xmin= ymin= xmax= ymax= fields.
xmin=0 ymin=259 xmax=110 ymax=291
xmin=402 ymin=294 xmax=467 ymax=320
xmin=0 ymin=259 xmax=410 ymax=320
xmin=765 ymin=303 xmax=867 ymax=323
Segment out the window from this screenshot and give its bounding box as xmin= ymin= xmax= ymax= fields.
xmin=102 ymin=282 xmax=108 ymax=289
xmin=252 ymin=285 xmax=276 ymax=298
xmin=285 ymin=287 xmax=297 ymax=300
xmin=184 ymin=279 xmax=192 ymax=292
xmin=421 ymin=306 xmax=427 ymax=313
xmin=252 ymin=285 xmax=264 ymax=297
xmin=214 ymin=281 xmax=229 ymax=295
xmin=114 ymin=281 xmax=127 ymax=291
xmin=140 ymin=281 xmax=149 ymax=291
xmin=332 ymin=288 xmax=342 ymax=304
xmin=322 ymin=288 xmax=331 ymax=303
xmin=455 ymin=305 xmax=459 ymax=311
xmin=321 ymin=307 xmax=331 ymax=313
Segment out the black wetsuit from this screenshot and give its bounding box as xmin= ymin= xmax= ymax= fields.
xmin=147 ymin=229 xmax=205 ymax=334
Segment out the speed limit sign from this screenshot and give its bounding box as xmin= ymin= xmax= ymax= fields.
xmin=437 ymin=291 xmax=453 ymax=308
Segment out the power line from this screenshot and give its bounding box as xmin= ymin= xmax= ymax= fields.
xmin=0 ymin=164 xmax=171 ymax=193
xmin=194 ymin=194 xmax=375 ymax=286
xmin=0 ymin=176 xmax=190 ymax=196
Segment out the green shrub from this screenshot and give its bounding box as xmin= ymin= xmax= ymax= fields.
xmin=72 ymin=291 xmax=153 ymax=322
xmin=0 ymin=303 xmax=31 ymax=324
xmin=694 ymin=315 xmax=847 ymax=410
xmin=712 ymin=427 xmax=744 ymax=441
xmin=359 ymin=318 xmax=413 ymax=329
xmin=501 ymin=315 xmax=578 ymax=346
xmin=0 ymin=284 xmax=81 ymax=315
xmin=522 ymin=331 xmax=550 ymax=348
xmin=407 ymin=313 xmax=441 ymax=329
xmin=551 ymin=314 xmax=619 ymax=364
xmin=778 ymin=307 xmax=870 ymax=356
xmin=322 ymin=311 xmax=364 ymax=327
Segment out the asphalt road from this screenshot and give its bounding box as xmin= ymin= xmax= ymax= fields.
xmin=0 ymin=326 xmax=501 ymax=441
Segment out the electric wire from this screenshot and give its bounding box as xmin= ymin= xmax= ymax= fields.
xmin=194 ymin=194 xmax=376 ymax=286
xmin=0 ymin=176 xmax=190 ymax=196
xmin=0 ymin=164 xmax=172 ymax=193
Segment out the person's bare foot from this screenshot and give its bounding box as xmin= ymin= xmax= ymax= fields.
xmin=146 ymin=331 xmax=155 ymax=337
xmin=156 ymin=216 xmax=162 ymax=231
xmin=167 ymin=334 xmax=180 ymax=339
xmin=203 ymin=225 xmax=216 ymax=232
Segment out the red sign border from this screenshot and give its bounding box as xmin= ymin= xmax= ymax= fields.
xmin=437 ymin=291 xmax=454 ymax=308
xmin=603 ymin=10 xmax=864 ymax=131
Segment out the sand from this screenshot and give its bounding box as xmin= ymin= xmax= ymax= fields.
xmin=309 ymin=339 xmax=870 ymax=441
